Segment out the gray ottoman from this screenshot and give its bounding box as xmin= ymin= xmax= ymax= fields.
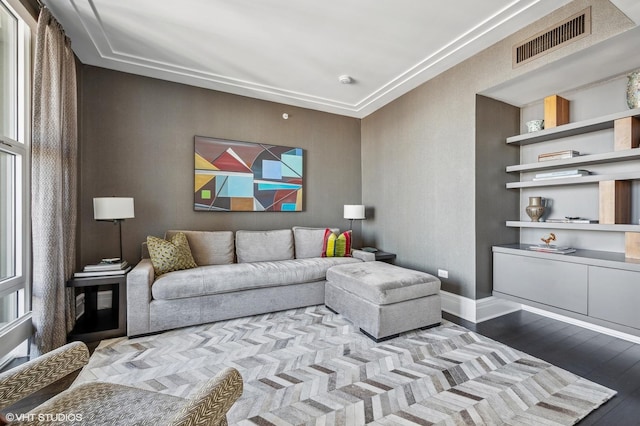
xmin=326 ymin=261 xmax=441 ymax=341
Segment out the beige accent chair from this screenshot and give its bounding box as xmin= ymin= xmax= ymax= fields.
xmin=0 ymin=341 xmax=242 ymax=425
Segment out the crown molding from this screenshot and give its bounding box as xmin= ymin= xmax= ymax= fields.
xmin=48 ymin=0 xmax=571 ymax=118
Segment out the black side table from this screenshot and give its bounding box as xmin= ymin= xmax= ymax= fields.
xmin=374 ymin=251 xmax=396 ymax=263
xmin=66 ymin=274 xmax=127 ymax=342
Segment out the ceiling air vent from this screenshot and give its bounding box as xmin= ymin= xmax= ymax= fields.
xmin=513 ymin=7 xmax=591 ymax=67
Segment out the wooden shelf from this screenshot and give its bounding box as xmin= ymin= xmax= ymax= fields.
xmin=506 ymin=171 xmax=640 ymax=189
xmin=506 ymin=148 xmax=640 ymax=173
xmin=506 ymin=221 xmax=640 ymax=232
xmin=506 ymin=107 xmax=640 ymax=146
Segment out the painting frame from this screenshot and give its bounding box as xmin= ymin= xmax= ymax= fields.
xmin=194 ymin=136 xmax=304 ymax=212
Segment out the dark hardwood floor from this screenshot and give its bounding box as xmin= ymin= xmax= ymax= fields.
xmin=3 ymin=311 xmax=639 ymax=424
xmin=444 ymin=310 xmax=640 ymax=425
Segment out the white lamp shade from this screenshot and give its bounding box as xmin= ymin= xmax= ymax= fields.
xmin=344 ymin=204 xmax=365 ymax=220
xmin=93 ymin=197 xmax=135 ymax=220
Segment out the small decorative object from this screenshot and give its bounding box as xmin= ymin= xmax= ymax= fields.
xmin=541 ymin=232 xmax=556 ymax=247
xmin=544 ymin=95 xmax=570 ymax=128
xmin=627 ymin=70 xmax=640 ymax=109
xmin=525 ymin=196 xmax=545 ymax=222
xmin=526 ymin=119 xmax=544 ymax=133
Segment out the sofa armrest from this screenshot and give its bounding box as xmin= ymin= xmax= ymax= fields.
xmin=352 ymin=249 xmax=375 ymax=262
xmin=127 ymin=258 xmax=155 ymax=336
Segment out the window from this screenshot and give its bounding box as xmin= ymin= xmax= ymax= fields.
xmin=0 ymin=0 xmax=32 ymax=364
xmin=0 ymin=150 xmax=16 ymax=283
xmin=0 ymin=1 xmax=17 ymax=139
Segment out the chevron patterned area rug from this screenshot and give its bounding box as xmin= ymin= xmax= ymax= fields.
xmin=74 ymin=306 xmax=615 ymax=425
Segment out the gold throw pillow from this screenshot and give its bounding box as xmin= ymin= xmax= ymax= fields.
xmin=147 ymin=232 xmax=197 ymax=276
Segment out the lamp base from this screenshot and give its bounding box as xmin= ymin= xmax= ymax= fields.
xmin=96 ymin=219 xmax=124 ymax=262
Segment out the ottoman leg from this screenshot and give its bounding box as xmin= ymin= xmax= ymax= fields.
xmin=359 ymin=328 xmax=399 ymax=343
xmin=419 ymin=323 xmax=441 ymax=331
xmin=325 ymin=305 xmax=338 ymax=314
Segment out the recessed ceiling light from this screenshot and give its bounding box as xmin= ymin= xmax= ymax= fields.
xmin=338 ymin=75 xmax=353 ymax=84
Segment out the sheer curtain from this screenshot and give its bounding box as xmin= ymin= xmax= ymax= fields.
xmin=31 ymin=7 xmax=77 ymax=353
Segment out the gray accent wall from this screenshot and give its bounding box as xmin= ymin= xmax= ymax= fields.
xmin=79 ymin=66 xmax=362 ymax=266
xmin=360 ymin=0 xmax=633 ymax=300
xmin=475 ymin=96 xmax=520 ymax=299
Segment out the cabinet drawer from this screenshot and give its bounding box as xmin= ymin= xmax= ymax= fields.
xmin=493 ymin=253 xmax=588 ymax=314
xmin=588 ymin=266 xmax=640 ymax=329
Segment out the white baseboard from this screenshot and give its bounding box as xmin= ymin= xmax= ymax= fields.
xmin=440 ymin=291 xmax=520 ymax=323
xmin=440 ymin=291 xmax=640 ymax=344
xmin=476 ymin=297 xmax=522 ymax=322
xmin=521 ymin=305 xmax=640 ymax=345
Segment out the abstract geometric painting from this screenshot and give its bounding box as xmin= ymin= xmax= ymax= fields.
xmin=194 ymin=136 xmax=304 ymax=211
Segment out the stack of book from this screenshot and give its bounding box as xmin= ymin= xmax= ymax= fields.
xmin=545 ymin=217 xmax=599 ymax=224
xmin=533 ymin=169 xmax=590 ymax=181
xmin=528 ymin=245 xmax=576 ymax=254
xmin=538 ymin=150 xmax=580 ymax=162
xmin=74 ymin=259 xmax=131 ymax=278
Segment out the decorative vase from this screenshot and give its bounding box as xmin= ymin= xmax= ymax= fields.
xmin=526 ymin=196 xmax=545 ymax=222
xmin=627 ymin=71 xmax=640 ymax=109
xmin=526 ymin=119 xmax=544 ymax=133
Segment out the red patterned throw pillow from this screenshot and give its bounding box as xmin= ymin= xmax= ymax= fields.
xmin=322 ymin=228 xmax=351 ymax=257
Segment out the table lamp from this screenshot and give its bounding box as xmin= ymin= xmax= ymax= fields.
xmin=94 ymin=197 xmax=135 ymax=261
xmin=344 ymin=204 xmax=365 ymax=232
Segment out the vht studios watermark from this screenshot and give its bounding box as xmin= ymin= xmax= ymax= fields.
xmin=4 ymin=412 xmax=83 ymax=422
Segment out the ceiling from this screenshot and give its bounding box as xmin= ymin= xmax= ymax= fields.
xmin=45 ymin=0 xmax=586 ymax=118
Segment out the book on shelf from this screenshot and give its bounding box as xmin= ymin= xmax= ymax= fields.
xmin=535 ymin=169 xmax=589 ymax=178
xmin=73 ymin=266 xmax=132 ymax=278
xmin=533 ymin=169 xmax=590 ymax=180
xmin=528 ymin=245 xmax=576 ymax=254
xmin=537 ymin=150 xmax=580 ymax=162
xmin=83 ymin=260 xmax=128 ymax=272
xmin=545 ymin=218 xmax=599 ymax=224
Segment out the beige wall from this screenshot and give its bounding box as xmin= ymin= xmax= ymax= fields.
xmin=79 ymin=66 xmax=362 ymax=265
xmin=360 ymin=0 xmax=633 ymax=299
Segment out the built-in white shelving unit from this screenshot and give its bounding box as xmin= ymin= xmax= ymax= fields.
xmin=494 ymin=96 xmax=640 ymax=338
xmin=488 ymin=25 xmax=640 ymax=339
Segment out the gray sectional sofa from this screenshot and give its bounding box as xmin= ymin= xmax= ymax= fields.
xmin=127 ymin=227 xmax=374 ymax=336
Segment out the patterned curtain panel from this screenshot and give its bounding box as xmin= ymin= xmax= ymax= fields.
xmin=31 ymin=8 xmax=77 ymax=353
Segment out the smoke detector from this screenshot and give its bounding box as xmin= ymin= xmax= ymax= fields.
xmin=338 ymin=75 xmax=353 ymax=84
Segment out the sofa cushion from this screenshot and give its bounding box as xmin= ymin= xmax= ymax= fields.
xmin=235 ymin=229 xmax=294 ymax=263
xmin=165 ymin=230 xmax=234 ymax=265
xmin=147 ymin=233 xmax=197 ymax=276
xmin=293 ymin=226 xmax=339 ymax=259
xmin=151 ymin=257 xmax=361 ymax=300
xmin=322 ymin=229 xmax=352 ymax=257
